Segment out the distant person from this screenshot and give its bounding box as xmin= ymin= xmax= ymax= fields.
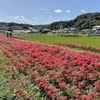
xmin=10 ymin=32 xmax=12 ymax=37
xmin=6 ymin=32 xmax=9 ymax=37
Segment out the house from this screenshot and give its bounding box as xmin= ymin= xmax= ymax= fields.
xmin=52 ymin=30 xmax=58 ymax=33
xmin=82 ymin=29 xmax=91 ymax=33
xmin=92 ymin=26 xmax=100 ymax=34
xmin=69 ymin=28 xmax=76 ymax=32
xmin=42 ymin=29 xmax=51 ymax=33
xmin=63 ymin=28 xmax=76 ymax=33
xmin=13 ymin=30 xmax=23 ymax=33
xmin=23 ymin=30 xmax=31 ymax=33
xmin=63 ymin=28 xmax=69 ymax=32
xmin=52 ymin=27 xmax=77 ymax=33
xmin=28 ymin=27 xmax=39 ymax=33
xmin=0 ymin=30 xmax=5 ymax=33
xmin=13 ymin=30 xmax=31 ymax=33
xmin=32 ymin=29 xmax=39 ymax=33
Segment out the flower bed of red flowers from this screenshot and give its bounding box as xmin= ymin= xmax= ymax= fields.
xmin=0 ymin=35 xmax=100 ymax=100
xmin=50 ymin=42 xmax=100 ymax=53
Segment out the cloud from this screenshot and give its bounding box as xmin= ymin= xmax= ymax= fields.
xmin=20 ymin=15 xmax=25 ymax=19
xmin=81 ymin=10 xmax=87 ymax=13
xmin=33 ymin=17 xmax=36 ymax=20
xmin=10 ymin=15 xmax=25 ymax=19
xmin=40 ymin=8 xmax=49 ymax=10
xmin=10 ymin=16 xmax=31 ymax=22
xmin=54 ymin=9 xmax=62 ymax=13
xmin=0 ymin=18 xmax=2 ymax=20
xmin=33 ymin=16 xmax=44 ymax=19
xmin=66 ymin=10 xmax=70 ymax=13
xmin=10 ymin=16 xmax=19 ymax=19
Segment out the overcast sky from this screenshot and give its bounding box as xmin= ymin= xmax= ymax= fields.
xmin=0 ymin=0 xmax=100 ymax=25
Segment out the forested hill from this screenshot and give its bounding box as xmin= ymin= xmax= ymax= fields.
xmin=0 ymin=22 xmax=34 ymax=30
xmin=49 ymin=12 xmax=100 ymax=30
xmin=0 ymin=12 xmax=100 ymax=30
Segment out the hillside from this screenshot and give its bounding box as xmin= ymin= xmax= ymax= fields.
xmin=49 ymin=12 xmax=100 ymax=30
xmin=72 ymin=12 xmax=100 ymax=29
xmin=0 ymin=12 xmax=100 ymax=31
xmin=0 ymin=22 xmax=35 ymax=30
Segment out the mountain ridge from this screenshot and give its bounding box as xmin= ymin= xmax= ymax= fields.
xmin=0 ymin=12 xmax=100 ymax=31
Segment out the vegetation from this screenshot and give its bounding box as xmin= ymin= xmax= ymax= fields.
xmin=49 ymin=12 xmax=100 ymax=30
xmin=0 ymin=35 xmax=100 ymax=99
xmin=1 ymin=12 xmax=100 ymax=31
xmin=0 ymin=22 xmax=34 ymax=30
xmin=0 ymin=49 xmax=5 ymax=60
xmin=14 ymin=33 xmax=100 ymax=48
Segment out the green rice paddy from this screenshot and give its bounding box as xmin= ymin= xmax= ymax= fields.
xmin=14 ymin=33 xmax=100 ymax=48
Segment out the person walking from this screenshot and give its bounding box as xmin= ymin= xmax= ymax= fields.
xmin=10 ymin=32 xmax=12 ymax=37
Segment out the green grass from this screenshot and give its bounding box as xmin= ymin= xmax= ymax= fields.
xmin=0 ymin=49 xmax=5 ymax=60
xmin=14 ymin=33 xmax=100 ymax=48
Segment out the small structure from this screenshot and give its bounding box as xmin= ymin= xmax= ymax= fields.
xmin=0 ymin=30 xmax=5 ymax=33
xmin=82 ymin=29 xmax=91 ymax=33
xmin=69 ymin=28 xmax=76 ymax=32
xmin=92 ymin=26 xmax=100 ymax=34
xmin=63 ymin=28 xmax=69 ymax=32
xmin=32 ymin=29 xmax=39 ymax=33
xmin=42 ymin=29 xmax=51 ymax=33
xmin=51 ymin=27 xmax=77 ymax=33
xmin=23 ymin=30 xmax=31 ymax=33
xmin=13 ymin=30 xmax=24 ymax=33
xmin=60 ymin=24 xmax=63 ymax=30
xmin=61 ymin=27 xmax=76 ymax=33
xmin=13 ymin=30 xmax=31 ymax=33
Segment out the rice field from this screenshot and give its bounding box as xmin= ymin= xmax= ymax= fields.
xmin=14 ymin=33 xmax=100 ymax=48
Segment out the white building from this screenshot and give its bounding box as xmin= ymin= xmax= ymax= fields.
xmin=92 ymin=26 xmax=100 ymax=34
xmin=13 ymin=30 xmax=31 ymax=33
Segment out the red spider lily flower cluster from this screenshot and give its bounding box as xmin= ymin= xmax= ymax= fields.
xmin=51 ymin=42 xmax=100 ymax=53
xmin=0 ymin=35 xmax=100 ymax=100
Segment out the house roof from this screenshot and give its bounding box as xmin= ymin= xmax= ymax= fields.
xmin=42 ymin=29 xmax=50 ymax=31
xmin=93 ymin=26 xmax=100 ymax=29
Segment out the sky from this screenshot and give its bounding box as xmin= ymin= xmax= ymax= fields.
xmin=0 ymin=0 xmax=100 ymax=25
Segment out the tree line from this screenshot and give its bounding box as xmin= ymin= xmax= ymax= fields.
xmin=0 ymin=12 xmax=100 ymax=31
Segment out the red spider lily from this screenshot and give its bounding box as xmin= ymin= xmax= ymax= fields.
xmin=15 ymin=86 xmax=28 ymax=99
xmin=29 ymin=71 xmax=36 ymax=79
xmin=46 ymin=90 xmax=57 ymax=99
xmin=46 ymin=86 xmax=57 ymax=99
xmin=35 ymin=76 xmax=48 ymax=88
xmin=16 ymin=63 xmax=25 ymax=70
xmin=58 ymin=82 xmax=67 ymax=89
xmin=93 ymin=80 xmax=100 ymax=91
xmin=95 ymin=62 xmax=100 ymax=69
xmin=78 ymin=81 xmax=85 ymax=88
xmin=56 ymin=77 xmax=64 ymax=83
xmin=81 ymin=94 xmax=96 ymax=100
xmin=19 ymin=57 xmax=28 ymax=65
xmin=57 ymin=96 xmax=68 ymax=100
xmin=48 ymin=86 xmax=57 ymax=93
xmin=8 ymin=79 xmax=17 ymax=86
xmin=47 ymin=70 xmax=55 ymax=77
xmin=1 ymin=35 xmax=100 ymax=99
